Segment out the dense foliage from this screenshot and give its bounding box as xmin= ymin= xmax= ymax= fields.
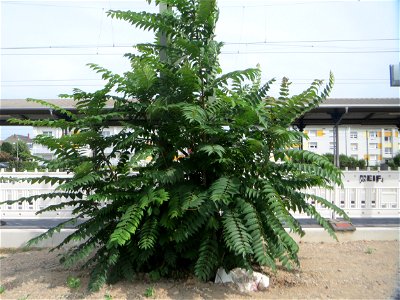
xmin=0 ymin=140 xmax=37 ymax=170
xmin=0 ymin=142 xmax=14 ymax=155
xmin=323 ymin=153 xmax=366 ymax=169
xmin=3 ymin=0 xmax=347 ymax=291
xmin=388 ymin=152 xmax=400 ymax=169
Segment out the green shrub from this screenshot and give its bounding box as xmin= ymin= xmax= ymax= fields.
xmin=66 ymin=276 xmax=81 ymax=289
xmin=3 ymin=0 xmax=347 ymax=291
xmin=322 ymin=153 xmax=366 ymax=169
xmin=388 ymin=152 xmax=400 ymax=169
xmin=144 ymin=287 xmax=155 ymax=298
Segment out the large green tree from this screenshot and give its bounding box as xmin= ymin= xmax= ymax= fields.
xmin=4 ymin=0 xmax=347 ymax=291
xmin=0 ymin=142 xmax=14 ymax=155
xmin=0 ymin=140 xmax=34 ymax=170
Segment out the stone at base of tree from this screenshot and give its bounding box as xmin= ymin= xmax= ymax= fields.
xmin=214 ymin=267 xmax=270 ymax=292
xmin=328 ymin=219 xmax=356 ymax=231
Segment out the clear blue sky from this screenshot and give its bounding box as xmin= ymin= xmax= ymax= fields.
xmin=1 ymin=0 xmax=399 ymax=139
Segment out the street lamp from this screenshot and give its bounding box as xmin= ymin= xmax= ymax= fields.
xmin=16 ymin=136 xmax=19 ymax=162
xmin=13 ymin=136 xmax=19 ymax=170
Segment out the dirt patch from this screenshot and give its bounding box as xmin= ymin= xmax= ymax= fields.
xmin=0 ymin=241 xmax=399 ymax=299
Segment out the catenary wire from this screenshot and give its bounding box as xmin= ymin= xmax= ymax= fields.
xmin=2 ymin=50 xmax=398 ymax=56
xmin=2 ymin=38 xmax=399 ymax=50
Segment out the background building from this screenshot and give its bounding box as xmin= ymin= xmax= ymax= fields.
xmin=31 ymin=126 xmax=123 ymax=161
xmin=303 ymin=125 xmax=400 ymax=166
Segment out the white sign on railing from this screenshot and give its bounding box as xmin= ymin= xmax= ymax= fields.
xmin=1 ymin=168 xmax=399 ymax=219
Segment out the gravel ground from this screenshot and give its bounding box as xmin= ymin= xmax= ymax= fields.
xmin=0 ymin=240 xmax=399 ymax=299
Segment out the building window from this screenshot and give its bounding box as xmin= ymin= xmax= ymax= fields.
xmin=308 ymin=130 xmax=317 ymax=137
xmin=384 ymin=148 xmax=392 ymax=155
xmin=369 ymin=131 xmax=378 ymax=138
xmin=350 ymin=131 xmax=358 ymax=139
xmin=101 ymin=130 xmax=111 ymax=137
xmin=309 ymin=142 xmax=317 ymax=149
xmin=384 ymin=136 xmax=392 ymax=142
xmin=329 ymin=142 xmax=334 ymax=150
xmin=369 ymin=143 xmax=378 ymax=149
xmin=351 ymin=155 xmax=358 ymax=160
xmin=369 ymin=155 xmax=378 ymax=162
xmin=42 ymin=154 xmax=54 ymax=160
xmin=42 ymin=131 xmax=53 ymax=136
xmin=351 ymin=143 xmax=358 ymax=151
xmin=329 ymin=130 xmax=334 ymax=138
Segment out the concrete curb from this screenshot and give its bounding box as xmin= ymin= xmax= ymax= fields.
xmin=1 ymin=227 xmax=399 ymax=248
xmin=290 ymin=227 xmax=400 ymax=243
xmin=0 ymin=229 xmax=77 ymax=248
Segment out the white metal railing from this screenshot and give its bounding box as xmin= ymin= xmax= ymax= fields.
xmin=1 ymin=168 xmax=399 ymax=219
xmin=0 ymin=169 xmax=73 ymax=218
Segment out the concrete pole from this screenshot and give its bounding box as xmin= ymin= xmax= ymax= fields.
xmin=159 ymin=3 xmax=168 ymax=63
xmin=334 ymin=124 xmax=339 ymax=168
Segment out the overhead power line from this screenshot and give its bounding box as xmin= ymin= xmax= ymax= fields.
xmin=2 ymin=84 xmax=104 ymax=87
xmin=2 ymin=82 xmax=390 ymax=87
xmin=219 ymin=0 xmax=374 ymax=8
xmin=1 ymin=78 xmax=388 ymax=83
xmin=2 ymin=38 xmax=399 ymax=50
xmin=2 ymin=79 xmax=105 ymax=82
xmin=223 ymin=38 xmax=400 ymax=44
xmin=222 ymin=50 xmax=399 ymax=54
xmin=2 ymin=45 xmax=133 ymax=50
xmin=2 ymin=1 xmax=151 ymax=10
xmin=2 ymin=50 xmax=398 ymax=56
xmin=2 ymin=0 xmax=377 ymax=9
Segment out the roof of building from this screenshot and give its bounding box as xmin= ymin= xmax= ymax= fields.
xmin=1 ymin=97 xmax=399 ymax=127
xmin=0 ymin=98 xmax=114 ymax=109
xmin=0 ymin=98 xmax=114 ymax=125
xmin=3 ymin=134 xmax=32 ymax=144
xmin=320 ymin=98 xmax=399 ymax=107
xmin=293 ymin=98 xmax=400 ymax=127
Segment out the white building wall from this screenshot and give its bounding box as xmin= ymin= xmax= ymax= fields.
xmin=303 ymin=125 xmax=400 ymax=166
xmin=31 ymin=127 xmax=64 ymax=160
xmin=31 ymin=126 xmax=123 ymax=160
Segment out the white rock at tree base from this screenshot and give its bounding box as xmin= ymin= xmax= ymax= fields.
xmin=214 ymin=267 xmax=233 ymax=283
xmin=214 ymin=267 xmax=270 ymax=292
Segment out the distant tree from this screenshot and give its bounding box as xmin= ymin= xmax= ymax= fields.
xmin=9 ymin=160 xmax=38 ymax=171
xmin=388 ymin=152 xmax=400 ymax=169
xmin=12 ymin=141 xmax=31 ymax=160
xmin=322 ymin=153 xmax=366 ymax=169
xmin=0 ymin=141 xmax=35 ymax=170
xmin=357 ymin=158 xmax=366 ymax=169
xmin=0 ymin=142 xmax=13 ymax=155
xmin=0 ymin=151 xmax=14 ymax=162
xmin=394 ymin=152 xmax=400 ymax=166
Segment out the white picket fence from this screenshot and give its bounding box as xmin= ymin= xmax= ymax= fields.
xmin=0 ymin=168 xmax=399 ymax=219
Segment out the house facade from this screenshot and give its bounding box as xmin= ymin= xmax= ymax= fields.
xmin=302 ymin=125 xmax=400 ymax=166
xmin=31 ymin=126 xmax=123 ymax=160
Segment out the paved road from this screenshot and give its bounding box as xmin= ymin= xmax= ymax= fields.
xmin=0 ymin=217 xmax=399 ymax=229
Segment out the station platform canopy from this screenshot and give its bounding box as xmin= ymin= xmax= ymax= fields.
xmin=292 ymin=98 xmax=400 ymax=128
xmin=0 ymin=98 xmax=115 ymax=126
xmin=0 ymin=97 xmax=399 ymax=128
